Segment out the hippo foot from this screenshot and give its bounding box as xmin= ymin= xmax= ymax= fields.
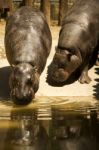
xmin=78 ymin=73 xmax=91 ymax=84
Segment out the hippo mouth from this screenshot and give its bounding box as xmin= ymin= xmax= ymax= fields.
xmin=13 ymin=97 xmax=33 ymax=105
xmin=11 ymin=89 xmax=34 ymax=105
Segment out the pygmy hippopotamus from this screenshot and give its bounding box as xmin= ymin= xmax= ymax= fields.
xmin=5 ymin=6 xmax=52 ymax=105
xmin=47 ymin=0 xmax=99 ymax=85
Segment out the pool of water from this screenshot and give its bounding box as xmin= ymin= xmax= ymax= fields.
xmin=0 ymin=97 xmax=99 ymax=150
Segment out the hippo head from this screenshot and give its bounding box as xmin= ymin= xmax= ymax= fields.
xmin=9 ymin=63 xmax=39 ymax=105
xmin=48 ymin=47 xmax=82 ymax=83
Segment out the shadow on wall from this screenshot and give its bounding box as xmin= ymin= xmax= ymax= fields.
xmin=0 ymin=66 xmax=11 ymax=100
xmin=93 ymin=67 xmax=99 ymax=100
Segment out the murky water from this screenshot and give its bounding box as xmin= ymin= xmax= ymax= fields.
xmin=0 ymin=97 xmax=99 ymax=150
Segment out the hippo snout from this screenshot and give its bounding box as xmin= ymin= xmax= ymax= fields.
xmin=11 ymin=88 xmax=34 ymax=105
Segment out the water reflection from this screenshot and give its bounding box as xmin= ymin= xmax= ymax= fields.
xmin=0 ymin=109 xmax=51 ymax=150
xmin=51 ymin=109 xmax=99 ymax=150
xmin=11 ymin=112 xmax=37 ymax=145
xmin=0 ymin=106 xmax=99 ymax=150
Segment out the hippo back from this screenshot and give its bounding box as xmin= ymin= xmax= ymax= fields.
xmin=5 ymin=6 xmax=52 ymax=74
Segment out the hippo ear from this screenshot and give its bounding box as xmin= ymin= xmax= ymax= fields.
xmin=71 ymin=49 xmax=82 ymax=63
xmin=71 ymin=54 xmax=82 ymax=65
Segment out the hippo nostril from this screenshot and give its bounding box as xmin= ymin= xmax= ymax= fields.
xmin=22 ymin=93 xmax=33 ymax=101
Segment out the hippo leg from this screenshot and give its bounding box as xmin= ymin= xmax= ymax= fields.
xmin=78 ymin=66 xmax=91 ymax=84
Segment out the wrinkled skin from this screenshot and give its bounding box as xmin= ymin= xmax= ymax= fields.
xmin=47 ymin=0 xmax=99 ymax=85
xmin=5 ymin=6 xmax=52 ymax=105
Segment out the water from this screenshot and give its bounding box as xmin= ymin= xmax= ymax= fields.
xmin=0 ymin=97 xmax=99 ymax=150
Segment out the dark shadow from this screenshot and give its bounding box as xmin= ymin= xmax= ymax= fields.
xmin=0 ymin=66 xmax=11 ymax=102
xmin=51 ymin=109 xmax=99 ymax=150
xmin=0 ymin=8 xmax=9 ymax=20
xmin=93 ymin=67 xmax=99 ymax=100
